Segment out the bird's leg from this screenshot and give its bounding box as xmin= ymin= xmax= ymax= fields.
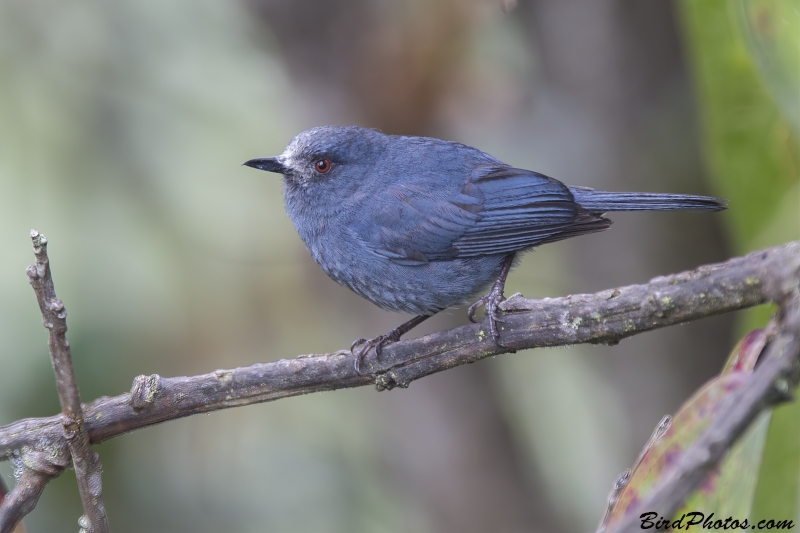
xmin=351 ymin=314 xmax=432 ymax=374
xmin=468 ymin=253 xmax=515 ymax=346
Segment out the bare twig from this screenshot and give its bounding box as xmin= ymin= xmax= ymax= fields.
xmin=25 ymin=230 xmax=109 ymax=533
xmin=603 ymin=289 xmax=800 ymax=533
xmin=0 ymin=241 xmax=795 ymax=458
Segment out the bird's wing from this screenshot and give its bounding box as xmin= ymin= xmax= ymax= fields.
xmin=355 ymin=176 xmax=483 ymax=265
xmin=449 ymin=167 xmax=611 ymax=257
xmin=357 ymin=166 xmax=610 ymax=265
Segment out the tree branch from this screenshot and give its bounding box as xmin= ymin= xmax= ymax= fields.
xmin=0 ymin=448 xmax=68 ymax=533
xmin=0 ymin=475 xmax=27 ymax=533
xmin=0 ymin=240 xmax=797 ymax=528
xmin=0 ymin=470 xmax=50 ymax=533
xmin=24 ymin=230 xmax=109 ymax=533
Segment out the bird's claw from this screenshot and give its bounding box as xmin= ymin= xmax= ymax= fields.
xmin=349 ymin=315 xmax=432 ymax=374
xmin=350 ymin=337 xmax=368 ymax=353
xmin=350 ymin=331 xmax=401 ymax=374
xmin=468 ymin=286 xmax=511 ymax=349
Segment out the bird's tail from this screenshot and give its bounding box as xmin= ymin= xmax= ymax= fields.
xmin=569 ymin=186 xmax=726 ymax=213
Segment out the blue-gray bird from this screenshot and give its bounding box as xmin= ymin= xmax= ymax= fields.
xmin=244 ymin=126 xmax=725 ymax=371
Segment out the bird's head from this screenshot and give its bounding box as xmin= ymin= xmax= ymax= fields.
xmin=243 ymin=126 xmax=384 ymax=189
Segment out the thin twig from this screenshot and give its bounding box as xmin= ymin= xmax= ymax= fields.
xmin=0 ymin=240 xmax=796 ymax=463
xmin=25 ymin=230 xmax=109 ymax=533
xmin=603 ymin=289 xmax=800 ymax=532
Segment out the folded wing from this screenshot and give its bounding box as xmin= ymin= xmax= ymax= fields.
xmin=358 ymin=166 xmax=611 ymax=265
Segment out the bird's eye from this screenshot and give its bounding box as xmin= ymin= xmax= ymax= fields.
xmin=314 ymin=159 xmax=332 ymax=173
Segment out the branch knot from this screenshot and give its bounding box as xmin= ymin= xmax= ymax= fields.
xmin=19 ymin=448 xmax=69 ymax=477
xmin=130 ymin=374 xmax=162 ymax=410
xmin=29 ymin=229 xmax=47 ymax=252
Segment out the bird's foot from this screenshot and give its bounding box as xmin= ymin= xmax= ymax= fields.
xmin=468 ymin=284 xmax=512 ymax=349
xmin=350 ymin=315 xmax=432 ymax=374
xmin=350 ymin=331 xmax=401 ymax=374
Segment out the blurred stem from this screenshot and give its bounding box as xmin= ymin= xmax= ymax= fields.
xmin=25 ymin=231 xmax=109 ymax=533
xmin=604 ymin=289 xmax=800 ymax=532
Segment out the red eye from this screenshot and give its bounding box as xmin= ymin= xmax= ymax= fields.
xmin=315 ymin=159 xmax=331 ymax=173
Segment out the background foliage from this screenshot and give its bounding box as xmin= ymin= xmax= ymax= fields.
xmin=680 ymin=0 xmax=800 ymax=521
xmin=0 ymin=0 xmax=797 ymax=531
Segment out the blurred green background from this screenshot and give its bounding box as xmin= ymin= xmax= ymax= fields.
xmin=0 ymin=0 xmax=797 ymax=531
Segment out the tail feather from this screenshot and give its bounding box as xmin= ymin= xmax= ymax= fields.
xmin=569 ymin=186 xmax=726 ymax=213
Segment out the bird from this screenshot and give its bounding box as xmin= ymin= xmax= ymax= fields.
xmin=244 ymin=126 xmax=725 ymax=372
